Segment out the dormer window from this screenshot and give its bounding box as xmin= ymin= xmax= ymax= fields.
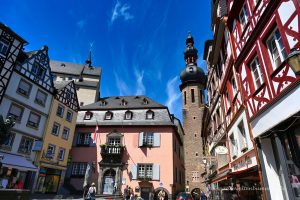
xmin=31 ymin=63 xmax=46 ymax=80
xmin=99 ymin=100 xmax=107 ymax=106
xmin=124 ymin=111 xmax=133 ymax=120
xmin=121 ymin=99 xmax=128 ymax=106
xmin=84 ymin=111 xmax=93 ymax=120
xmin=143 ymin=98 xmax=149 ymax=105
xmin=146 ymin=110 xmax=154 ymax=120
xmin=105 ymin=111 xmax=113 ymax=120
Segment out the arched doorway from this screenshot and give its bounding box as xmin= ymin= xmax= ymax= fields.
xmin=154 ymin=188 xmax=169 ymax=200
xmin=191 ymin=188 xmax=200 ymax=200
xmin=102 ymin=169 xmax=116 ymax=194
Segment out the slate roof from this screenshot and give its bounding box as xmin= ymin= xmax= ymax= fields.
xmin=50 ymin=60 xmax=101 ymax=76
xmin=54 ymin=81 xmax=72 ymax=91
xmin=75 ymin=80 xmax=98 ymax=88
xmin=81 ymin=95 xmax=166 ymax=110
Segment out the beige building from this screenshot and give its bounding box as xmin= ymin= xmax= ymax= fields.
xmin=179 ymin=33 xmax=206 ymax=196
xmin=50 ymin=52 xmax=101 ymax=106
xmin=34 ymin=80 xmax=79 ymax=193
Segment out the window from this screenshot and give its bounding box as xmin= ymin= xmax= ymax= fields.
xmin=58 ymin=148 xmax=65 ymax=161
xmin=192 ymin=171 xmax=200 ymax=182
xmin=146 ymin=110 xmax=154 ymax=120
xmin=191 ymin=89 xmax=195 ymax=103
xmin=7 ymin=103 xmax=24 ymax=122
xmin=84 ymin=111 xmax=93 ymax=120
xmin=99 ymin=100 xmax=107 ymax=106
xmin=17 ymin=80 xmax=32 ymax=97
xmin=121 ymin=99 xmax=128 ymax=106
xmin=237 ymin=121 xmax=248 ymax=152
xmin=77 ymin=133 xmax=90 ymax=145
xmin=143 ymin=132 xmax=154 ymax=146
xmin=250 ymin=57 xmax=264 ymax=89
xmin=62 ymin=127 xmax=70 ymax=140
xmin=27 ymin=112 xmax=41 ymax=128
xmin=68 ymin=76 xmax=72 ymax=80
xmin=229 ymin=134 xmax=237 ymax=159
xmin=124 ymin=111 xmax=133 ymax=120
xmin=72 ymin=162 xmax=87 ymax=176
xmin=239 ymin=4 xmax=249 ymax=31
xmin=138 ymin=164 xmax=153 ymax=179
xmin=18 ymin=136 xmax=34 ymax=154
xmin=231 ymin=76 xmax=237 ymax=95
xmin=31 ymin=63 xmax=46 ymax=80
xmin=195 ymin=152 xmax=199 ymax=157
xmin=52 ymin=123 xmax=60 ymax=136
xmin=108 ymin=138 xmax=121 ymax=146
xmin=65 ymin=91 xmax=72 ymax=101
xmin=267 ymin=29 xmax=288 ymax=69
xmin=184 ymin=91 xmax=187 ymax=105
xmin=46 ymin=144 xmax=55 ymax=158
xmin=143 ymin=98 xmax=149 ymax=105
xmin=35 ymin=90 xmax=47 ymax=106
xmin=56 ymin=105 xmax=64 ymax=117
xmin=104 ymin=111 xmax=113 ymax=120
xmin=66 ymin=111 xmax=73 ymax=122
xmin=0 ymin=133 xmax=15 ymax=150
xmin=0 ymin=37 xmax=10 ymax=56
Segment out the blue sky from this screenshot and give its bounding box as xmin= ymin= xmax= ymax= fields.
xmin=0 ymin=0 xmax=212 ymax=120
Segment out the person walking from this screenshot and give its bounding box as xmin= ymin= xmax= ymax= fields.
xmin=86 ymin=182 xmax=97 ymax=200
xmin=124 ymin=185 xmax=129 ymax=200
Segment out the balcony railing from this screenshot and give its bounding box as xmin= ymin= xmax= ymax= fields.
xmin=100 ymin=145 xmax=125 ymax=155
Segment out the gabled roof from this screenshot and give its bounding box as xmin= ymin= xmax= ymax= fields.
xmin=50 ymin=60 xmax=101 ymax=77
xmin=54 ymin=81 xmax=72 ymax=91
xmin=81 ymin=95 xmax=166 ymax=110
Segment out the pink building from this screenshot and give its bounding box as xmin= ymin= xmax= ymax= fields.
xmin=67 ymin=96 xmax=185 ymax=200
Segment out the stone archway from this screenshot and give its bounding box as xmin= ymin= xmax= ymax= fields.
xmin=102 ymin=169 xmax=116 ymax=194
xmin=154 ymin=187 xmax=170 ymax=200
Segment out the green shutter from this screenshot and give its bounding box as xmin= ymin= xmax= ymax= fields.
xmin=153 ymin=133 xmax=160 ymax=147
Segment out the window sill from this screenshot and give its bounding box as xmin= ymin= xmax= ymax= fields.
xmin=17 ymin=91 xmax=30 ymax=98
xmin=26 ymin=124 xmax=39 ymax=130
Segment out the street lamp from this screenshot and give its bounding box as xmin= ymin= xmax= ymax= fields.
xmin=287 ymin=48 xmax=300 ymax=76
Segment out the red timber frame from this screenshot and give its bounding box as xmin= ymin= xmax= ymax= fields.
xmin=228 ymin=0 xmax=300 ymax=120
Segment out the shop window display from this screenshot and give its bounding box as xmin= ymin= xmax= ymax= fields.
xmin=0 ymin=167 xmax=27 ymax=189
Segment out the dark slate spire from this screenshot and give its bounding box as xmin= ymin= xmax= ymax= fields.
xmin=85 ymin=50 xmax=92 ymax=67
xmin=184 ymin=32 xmax=198 ymax=65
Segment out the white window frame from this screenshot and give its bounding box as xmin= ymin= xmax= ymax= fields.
xmin=124 ymin=111 xmax=132 ymax=120
xmin=78 ymin=133 xmax=90 ymax=145
xmin=46 ymin=144 xmax=55 ymax=158
xmin=143 ymin=132 xmax=154 ymax=146
xmin=104 ymin=111 xmax=113 ymax=120
xmin=52 ymin=123 xmax=60 ymax=136
xmin=267 ymin=29 xmax=288 ymax=69
xmin=35 ymin=89 xmax=47 ymax=106
xmin=17 ymin=79 xmax=32 ymax=97
xmin=146 ymin=110 xmax=154 ymax=120
xmin=58 ymin=148 xmax=65 ymax=161
xmin=250 ymin=56 xmax=264 ymax=89
xmin=18 ymin=136 xmax=34 ymax=155
xmin=7 ymin=103 xmax=24 ymax=122
xmin=237 ymin=120 xmax=248 ymax=152
xmin=138 ymin=164 xmax=153 ymax=179
xmin=62 ymin=127 xmax=70 ymax=140
xmin=56 ymin=105 xmax=64 ymax=118
xmin=108 ymin=138 xmax=121 ymax=146
xmin=66 ymin=110 xmax=73 ymax=122
xmin=84 ymin=111 xmax=92 ymax=120
xmin=239 ymin=3 xmax=249 ymax=31
xmin=72 ymin=162 xmax=87 ymax=176
xmin=0 ymin=37 xmax=10 ymax=56
xmin=27 ymin=112 xmax=41 ymax=128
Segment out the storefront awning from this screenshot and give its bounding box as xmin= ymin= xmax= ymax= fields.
xmin=1 ymin=152 xmax=38 ymax=171
xmin=229 ymin=166 xmax=258 ymax=177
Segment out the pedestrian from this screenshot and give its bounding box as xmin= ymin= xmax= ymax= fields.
xmin=124 ymin=185 xmax=129 ymax=200
xmin=200 ymin=191 xmax=207 ymax=200
xmin=86 ymin=182 xmax=97 ymax=200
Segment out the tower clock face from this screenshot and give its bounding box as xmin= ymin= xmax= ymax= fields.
xmin=188 ymin=67 xmax=194 ymax=73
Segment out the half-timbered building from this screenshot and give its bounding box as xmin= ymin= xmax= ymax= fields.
xmin=227 ymin=0 xmax=300 ymax=199
xmin=67 ymin=96 xmax=185 ymax=200
xmin=34 ymin=80 xmax=79 ymax=193
xmin=49 ymin=52 xmax=101 ymax=107
xmin=0 ymin=45 xmax=55 ymax=190
xmin=0 ymin=22 xmax=27 ymax=104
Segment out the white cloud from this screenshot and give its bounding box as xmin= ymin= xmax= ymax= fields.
xmin=114 ymin=72 xmax=131 ymax=96
xmin=111 ymin=1 xmax=134 ymax=24
xmin=134 ymin=68 xmax=145 ymax=95
xmin=165 ymin=76 xmax=181 ymax=113
xmin=77 ymin=19 xmax=87 ymax=30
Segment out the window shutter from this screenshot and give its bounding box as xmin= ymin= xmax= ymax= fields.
xmin=138 ymin=132 xmax=144 ymax=147
xmin=153 ymin=133 xmax=160 ymax=147
xmin=152 ymin=164 xmax=160 ymax=180
xmin=131 ymin=164 xmax=137 ymax=180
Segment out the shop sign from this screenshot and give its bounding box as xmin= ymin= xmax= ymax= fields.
xmin=233 ymin=156 xmax=252 ymax=171
xmin=32 ymin=141 xmax=43 ymax=151
xmin=215 ymin=146 xmax=228 ymax=154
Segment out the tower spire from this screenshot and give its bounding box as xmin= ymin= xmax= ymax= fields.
xmin=184 ymin=32 xmax=198 ymax=65
xmin=85 ymin=50 xmax=92 ymax=67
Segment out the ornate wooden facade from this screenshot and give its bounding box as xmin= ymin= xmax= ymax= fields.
xmin=15 ymin=46 xmax=55 ymax=94
xmin=0 ymin=23 xmax=26 ymax=104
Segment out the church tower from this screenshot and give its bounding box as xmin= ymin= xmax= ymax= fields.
xmin=180 ymin=32 xmax=206 ymax=194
